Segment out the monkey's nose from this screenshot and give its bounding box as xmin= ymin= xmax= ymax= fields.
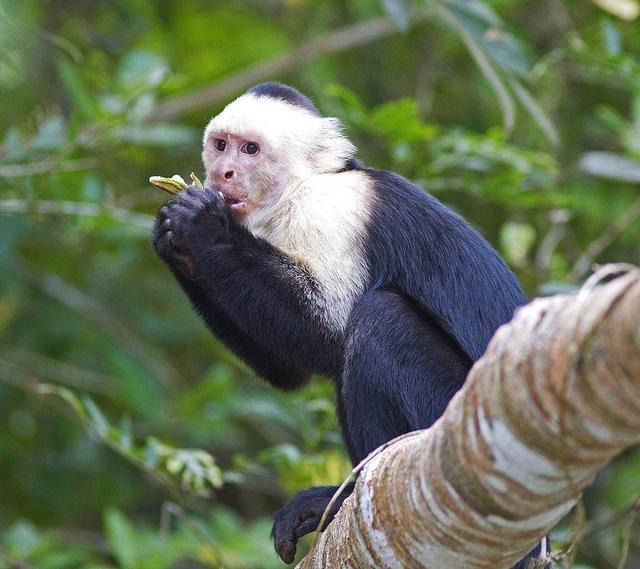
xmin=224 ymin=170 xmax=234 ymax=180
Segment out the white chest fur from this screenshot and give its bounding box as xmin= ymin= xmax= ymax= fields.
xmin=247 ymin=170 xmax=373 ymax=331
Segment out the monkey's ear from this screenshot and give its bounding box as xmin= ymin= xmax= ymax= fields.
xmin=311 ymin=117 xmax=357 ymax=173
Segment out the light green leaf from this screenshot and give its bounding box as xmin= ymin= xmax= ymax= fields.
xmin=500 ymin=222 xmax=537 ymax=267
xmin=30 ymin=116 xmax=67 ymax=150
xmin=84 ymin=396 xmax=110 ymax=437
xmin=56 ymin=57 xmax=97 ymax=120
xmin=1 ymin=521 xmax=40 ymax=557
xmin=104 ymin=507 xmax=137 ymax=569
xmin=592 ymin=0 xmax=640 ymax=20
xmin=579 ymin=151 xmax=640 ymax=183
xmin=369 ymin=98 xmax=438 ymax=143
xmin=36 ymin=384 xmax=87 ymax=420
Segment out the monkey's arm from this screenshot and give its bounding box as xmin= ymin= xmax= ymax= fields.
xmin=154 ymin=187 xmax=342 ymax=383
xmin=153 ymin=204 xmax=311 ymax=389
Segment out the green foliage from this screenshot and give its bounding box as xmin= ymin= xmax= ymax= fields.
xmin=36 ymin=383 xmax=223 ymax=497
xmin=1 ymin=0 xmax=640 ymax=567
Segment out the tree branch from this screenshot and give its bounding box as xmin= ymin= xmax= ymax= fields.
xmin=148 ymin=10 xmax=428 ymax=121
xmin=299 ymin=264 xmax=640 ymax=568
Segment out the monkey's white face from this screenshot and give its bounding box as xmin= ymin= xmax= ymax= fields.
xmin=202 ymin=129 xmax=267 ymax=218
xmin=202 ymin=93 xmax=356 ymax=225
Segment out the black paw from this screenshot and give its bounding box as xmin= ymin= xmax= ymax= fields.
xmin=271 ymin=485 xmax=353 ymax=564
xmin=152 ymin=186 xmax=229 ymax=276
xmin=177 ymin=185 xmax=230 ymax=233
xmin=152 ymin=202 xmax=192 ymax=275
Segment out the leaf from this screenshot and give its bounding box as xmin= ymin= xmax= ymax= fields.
xmin=444 ymin=0 xmax=502 ymax=27
xmin=1 ymin=521 xmax=40 ymax=557
xmin=117 ymin=50 xmax=168 ymax=92
xmin=436 ymin=4 xmax=516 ymax=133
xmin=445 ymin=1 xmax=531 ymax=77
xmin=592 ymin=0 xmax=640 ymax=20
xmin=382 ymin=0 xmax=413 ymax=30
xmin=55 ymin=57 xmax=98 ymax=120
xmin=83 ymin=395 xmax=110 ymax=437
xmin=30 ymin=116 xmax=67 ymax=150
xmin=482 ymin=28 xmax=531 ymax=78
xmin=500 ymin=222 xmax=537 ymax=267
xmin=324 ymin=83 xmax=367 ymax=126
xmin=369 ymin=98 xmax=438 ymax=143
xmin=579 ymin=151 xmax=640 ymax=183
xmin=601 ymin=18 xmax=622 ymax=54
xmin=509 ymin=78 xmax=560 ymax=146
xmin=104 ymin=507 xmax=137 ymax=569
xmin=36 ymin=384 xmax=87 ymax=420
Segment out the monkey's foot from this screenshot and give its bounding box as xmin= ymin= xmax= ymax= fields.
xmin=271 ymin=483 xmax=354 ymax=564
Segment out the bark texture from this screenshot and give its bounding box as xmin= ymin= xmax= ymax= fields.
xmin=299 ymin=265 xmax=640 ymax=569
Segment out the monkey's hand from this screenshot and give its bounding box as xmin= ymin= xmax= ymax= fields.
xmin=152 ymin=185 xmax=228 ymax=278
xmin=271 ymin=484 xmax=354 ymax=564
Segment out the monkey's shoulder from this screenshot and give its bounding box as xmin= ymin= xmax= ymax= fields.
xmin=297 ymin=169 xmax=374 ymax=213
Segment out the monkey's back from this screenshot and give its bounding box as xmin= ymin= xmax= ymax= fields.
xmin=361 ymin=168 xmax=527 ymax=361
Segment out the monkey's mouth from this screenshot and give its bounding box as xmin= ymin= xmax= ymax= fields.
xmin=223 ymin=195 xmax=247 ymax=212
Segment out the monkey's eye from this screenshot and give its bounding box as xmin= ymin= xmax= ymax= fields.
xmin=242 ymin=142 xmax=259 ymax=155
xmin=214 ymin=139 xmax=226 ymax=151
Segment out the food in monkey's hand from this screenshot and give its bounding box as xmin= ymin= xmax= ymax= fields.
xmin=149 ymin=172 xmax=203 ymax=195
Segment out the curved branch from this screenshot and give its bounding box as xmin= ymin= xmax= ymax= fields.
xmin=300 ymin=265 xmax=640 ymax=568
xmin=570 ymin=195 xmax=640 ymax=282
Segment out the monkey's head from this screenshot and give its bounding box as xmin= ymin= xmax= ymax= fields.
xmin=202 ymin=82 xmax=356 ymax=223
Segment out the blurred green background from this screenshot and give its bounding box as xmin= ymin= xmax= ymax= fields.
xmin=1 ymin=0 xmax=640 ymax=567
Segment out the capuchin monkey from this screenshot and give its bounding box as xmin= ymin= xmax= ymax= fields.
xmin=153 ymin=82 xmax=547 ymax=567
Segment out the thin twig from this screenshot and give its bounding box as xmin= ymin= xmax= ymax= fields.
xmin=0 ymin=199 xmax=153 ymax=230
xmin=148 ymin=10 xmax=429 ymax=121
xmin=565 ymin=499 xmax=587 ymax=567
xmin=160 ymin=501 xmax=223 ymax=566
xmin=48 ymin=528 xmax=109 ymax=554
xmin=0 ymin=545 xmax=36 ymax=569
xmin=36 ymin=383 xmax=184 ymax=500
xmin=617 ymin=494 xmax=640 ymax=569
xmin=535 ymin=209 xmax=571 ymax=275
xmin=309 ymin=430 xmax=425 ymax=553
xmin=0 ymin=158 xmax=98 ymax=178
xmin=583 ymin=494 xmax=640 ymax=537
xmin=0 ymin=4 xmax=83 ymax=62
xmin=38 ymin=274 xmax=177 ymax=387
xmin=0 ymin=345 xmax=116 ymax=396
xmin=570 ymin=195 xmax=640 ymax=282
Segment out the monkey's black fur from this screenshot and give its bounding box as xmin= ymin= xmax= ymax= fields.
xmin=153 ymin=84 xmax=545 ymax=567
xmin=248 ymin=81 xmax=322 ymax=116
